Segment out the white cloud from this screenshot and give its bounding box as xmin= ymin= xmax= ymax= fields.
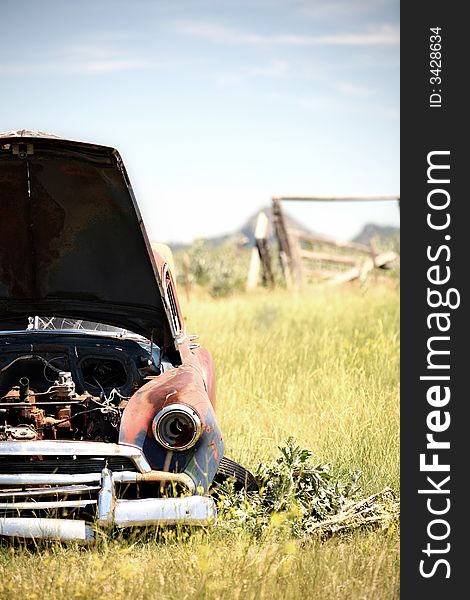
xmin=0 ymin=45 xmax=156 ymax=76
xmin=298 ymin=93 xmax=399 ymax=122
xmin=247 ymin=60 xmax=290 ymax=77
xmin=172 ymin=21 xmax=399 ymax=46
xmin=216 ymin=60 xmax=290 ymax=85
xmin=298 ymin=96 xmax=339 ymax=111
xmin=336 ymin=82 xmax=377 ymax=98
xmin=296 ymin=0 xmax=394 ymax=19
xmin=378 ymin=107 xmax=400 ymax=119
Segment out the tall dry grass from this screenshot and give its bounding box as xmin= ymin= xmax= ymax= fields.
xmin=185 ymin=285 xmax=399 ymax=493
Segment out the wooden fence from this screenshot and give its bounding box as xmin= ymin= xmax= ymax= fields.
xmin=271 ymin=196 xmax=399 ymax=288
xmin=246 ymin=196 xmax=399 ymax=290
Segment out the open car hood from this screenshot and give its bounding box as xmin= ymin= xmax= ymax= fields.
xmin=0 ymin=131 xmax=169 ymax=341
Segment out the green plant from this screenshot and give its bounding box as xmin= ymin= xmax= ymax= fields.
xmin=214 ymin=438 xmax=397 ymax=540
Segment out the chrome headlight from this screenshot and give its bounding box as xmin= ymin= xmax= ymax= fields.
xmin=152 ymin=403 xmax=202 ymax=451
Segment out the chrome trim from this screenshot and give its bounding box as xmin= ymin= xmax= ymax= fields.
xmin=0 ymin=440 xmax=152 ymax=473
xmin=0 ymin=485 xmax=100 ymax=498
xmin=113 ymin=496 xmax=216 ymax=528
xmin=0 ymin=495 xmax=216 ymax=541
xmin=0 ymin=470 xmax=195 ymax=493
xmin=0 ymin=473 xmax=102 ymax=485
xmin=130 ymin=453 xmax=152 ymax=473
xmin=0 ymin=439 xmax=144 ymax=457
xmin=152 ymin=403 xmax=202 ymax=452
xmin=161 ymin=262 xmax=182 ymax=338
xmin=0 ymin=499 xmax=96 ymax=510
xmin=120 ymin=470 xmax=196 ymax=493
xmin=0 ymin=467 xmax=214 ymax=540
xmin=97 ymin=468 xmax=115 ymax=527
xmin=0 ymin=518 xmax=95 ymax=542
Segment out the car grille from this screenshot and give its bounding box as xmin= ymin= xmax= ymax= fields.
xmin=0 ymin=454 xmax=138 ymax=521
xmin=0 ymin=455 xmax=137 ymax=475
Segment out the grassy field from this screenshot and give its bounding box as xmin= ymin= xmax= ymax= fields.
xmin=0 ymin=283 xmax=399 ymax=599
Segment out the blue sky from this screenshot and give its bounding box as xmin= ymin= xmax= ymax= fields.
xmin=1 ymin=0 xmax=399 ymax=243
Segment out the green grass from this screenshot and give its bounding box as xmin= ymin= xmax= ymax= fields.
xmin=0 ymin=284 xmax=399 ymax=599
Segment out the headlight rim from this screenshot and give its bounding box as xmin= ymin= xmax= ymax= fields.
xmin=152 ymin=402 xmax=202 ymax=452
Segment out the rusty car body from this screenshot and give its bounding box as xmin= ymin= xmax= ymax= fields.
xmin=0 ymin=130 xmax=254 ymax=542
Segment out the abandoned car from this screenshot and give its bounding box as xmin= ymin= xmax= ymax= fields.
xmin=0 ymin=130 xmax=256 ymax=542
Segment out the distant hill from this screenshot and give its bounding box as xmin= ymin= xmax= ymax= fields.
xmin=237 ymin=207 xmax=316 ymax=245
xmin=352 ymin=223 xmax=400 ymax=246
xmin=168 ymin=206 xmax=316 ymax=250
xmin=168 ymin=210 xmax=399 ymax=251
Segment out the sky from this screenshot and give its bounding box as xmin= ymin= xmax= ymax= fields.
xmin=1 ymin=0 xmax=399 ymax=243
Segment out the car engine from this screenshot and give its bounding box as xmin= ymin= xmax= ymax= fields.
xmin=0 ymin=331 xmax=165 ymax=443
xmin=0 ymin=360 xmax=128 ymax=443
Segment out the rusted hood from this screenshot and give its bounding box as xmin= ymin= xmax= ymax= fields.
xmin=0 ymin=131 xmax=168 ymax=340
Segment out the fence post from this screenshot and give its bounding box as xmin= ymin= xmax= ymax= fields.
xmin=246 ymin=247 xmax=261 ymax=291
xmin=272 ymin=197 xmax=294 ymax=288
xmin=246 ymin=211 xmax=274 ymax=290
xmin=256 ymin=211 xmax=274 ymax=288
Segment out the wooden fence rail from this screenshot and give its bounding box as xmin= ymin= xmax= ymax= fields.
xmin=270 ymin=196 xmax=399 ymax=289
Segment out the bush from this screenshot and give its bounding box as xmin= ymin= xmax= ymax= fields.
xmin=214 ymin=438 xmax=399 ymax=540
xmin=175 ymin=240 xmax=250 ymax=297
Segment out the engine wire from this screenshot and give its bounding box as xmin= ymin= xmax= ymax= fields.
xmin=0 ymin=354 xmax=66 ymax=376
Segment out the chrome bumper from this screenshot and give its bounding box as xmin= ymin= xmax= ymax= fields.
xmin=0 ymin=494 xmax=216 ymax=542
xmin=0 ymin=518 xmax=96 ymax=541
xmin=0 ymin=441 xmax=216 ymax=542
